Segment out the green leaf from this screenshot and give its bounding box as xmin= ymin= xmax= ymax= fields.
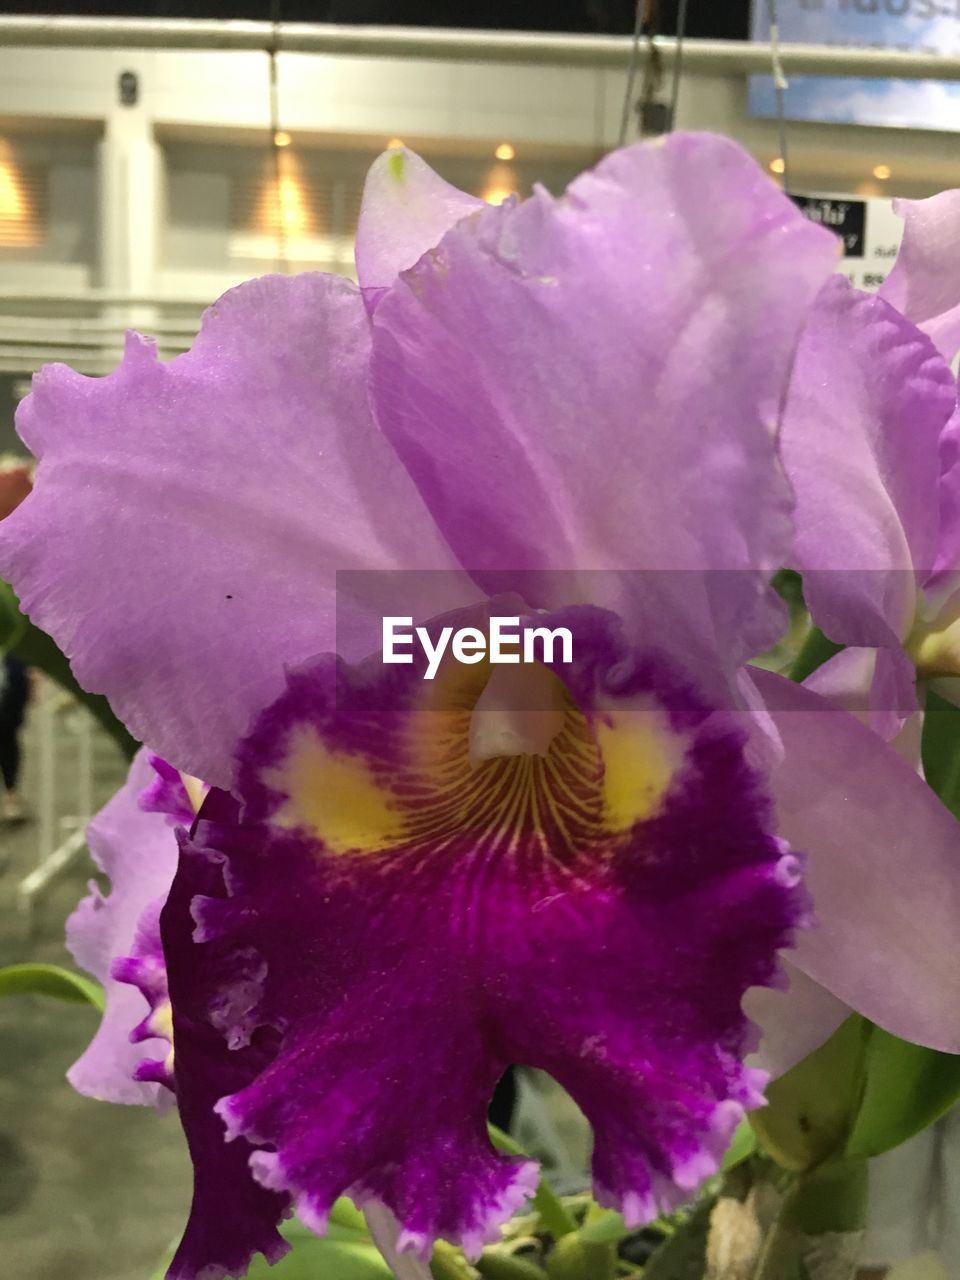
xmin=151 ymin=1221 xmax=393 ymax=1280
xmin=0 ymin=578 xmax=27 ymax=649
xmin=845 ymin=1026 xmax=960 ymax=1159
xmin=545 ymin=1234 xmax=615 ymax=1280
xmin=640 ymin=1195 xmax=714 ymax=1280
xmin=720 ymin=1117 xmax=757 ymax=1172
xmin=433 ymin=1240 xmax=481 ymax=1279
xmin=780 ymin=1160 xmax=868 ymax=1236
xmin=265 ymin=1235 xmax=392 ymax=1279
xmin=575 ymin=1209 xmax=627 ymax=1245
xmin=922 ymin=691 xmax=960 ymax=818
xmin=488 ymin=1124 xmax=576 ymax=1241
xmin=788 ymin=625 xmax=844 ymax=684
xmin=329 ymin=1197 xmax=370 ymax=1234
xmin=475 ymin=1253 xmax=544 ymax=1280
xmin=1 ymin=578 xmax=137 ymax=759
xmin=0 ymin=962 xmax=104 ymax=1010
xmin=750 ymin=1016 xmax=869 ymax=1171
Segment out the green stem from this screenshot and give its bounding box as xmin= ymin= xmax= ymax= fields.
xmin=640 ymin=1195 xmax=715 ymax=1280
xmin=488 ymin=1124 xmax=577 ymax=1240
xmin=476 ymin=1252 xmax=548 ymax=1280
xmin=545 ymin=1234 xmax=616 ymax=1280
xmin=331 ymin=1196 xmax=369 ymax=1233
xmin=788 ymin=626 xmax=844 ymax=684
xmin=431 ymin=1240 xmax=481 ymax=1279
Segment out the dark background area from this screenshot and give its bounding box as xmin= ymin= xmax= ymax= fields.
xmin=0 ymin=1 xmax=752 ymax=38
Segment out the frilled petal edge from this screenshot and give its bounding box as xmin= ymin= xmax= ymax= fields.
xmin=0 ymin=273 xmax=470 ymax=787
xmin=66 ymin=749 xmax=180 ymax=1107
xmin=180 ymin=605 xmax=803 ymax=1258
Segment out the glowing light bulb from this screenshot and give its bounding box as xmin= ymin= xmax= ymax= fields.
xmin=872 ymin=163 xmax=892 ymax=181
xmin=0 ymin=139 xmax=40 ymax=247
xmin=495 ymin=142 xmax=516 ymax=161
xmin=277 ymin=176 xmax=306 ymax=235
xmin=274 ymin=130 xmax=292 ymax=148
xmin=387 ymin=137 xmax=405 ymax=150
xmin=0 ymin=161 xmax=24 ymax=220
xmin=769 ymin=157 xmax=785 ymax=175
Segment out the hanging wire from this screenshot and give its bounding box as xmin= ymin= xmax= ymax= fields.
xmin=765 ymin=0 xmax=791 ymax=191
xmin=618 ymin=1 xmax=645 ymax=147
xmin=667 ymin=0 xmax=690 ymax=131
xmin=268 ymin=0 xmax=288 ymax=271
xmin=637 ymin=3 xmax=665 ymax=134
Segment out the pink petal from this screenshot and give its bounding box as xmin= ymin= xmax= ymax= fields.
xmin=752 ymin=667 xmax=960 ymax=1052
xmin=0 ymin=275 xmax=470 ymax=787
xmin=356 ymin=147 xmax=483 ymax=311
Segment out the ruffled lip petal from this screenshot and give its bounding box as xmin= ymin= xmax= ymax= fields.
xmin=161 ymin=816 xmax=291 ymax=1280
xmin=177 ymin=604 xmax=802 ymax=1257
xmin=362 ymin=1201 xmax=434 ymax=1280
xmin=140 ymin=753 xmax=199 ymax=826
xmin=66 ymin=749 xmax=180 ymax=1108
xmin=110 ymin=898 xmax=176 ymax=1094
xmin=751 ymin=667 xmax=960 ymax=1051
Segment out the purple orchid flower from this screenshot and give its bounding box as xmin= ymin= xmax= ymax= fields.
xmin=779 ymin=273 xmax=960 ymax=741
xmin=66 ymin=749 xmax=195 ymax=1106
xmin=745 ymin=222 xmax=960 ymax=1070
xmin=70 ymin=754 xmax=431 ymax=1280
xmin=880 ymin=189 xmax=960 ymax=364
xmin=2 ymin=133 xmax=960 ymax=1280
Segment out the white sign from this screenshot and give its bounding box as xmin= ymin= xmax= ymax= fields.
xmin=791 ymin=192 xmax=903 ymax=291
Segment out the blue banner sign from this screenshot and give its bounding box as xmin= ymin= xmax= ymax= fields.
xmin=750 ymin=1 xmax=960 ymax=129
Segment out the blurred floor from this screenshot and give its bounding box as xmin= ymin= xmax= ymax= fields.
xmin=0 ymin=707 xmax=191 ymax=1280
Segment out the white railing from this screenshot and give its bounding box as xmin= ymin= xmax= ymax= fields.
xmin=1 ymin=18 xmax=960 ymax=81
xmin=0 ymin=305 xmax=200 ymax=374
xmin=18 ymin=676 xmax=95 ymax=915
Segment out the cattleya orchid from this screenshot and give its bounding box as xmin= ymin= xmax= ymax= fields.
xmin=738 ymin=259 xmax=960 ymax=1072
xmin=3 ymin=131 xmax=960 ymax=1280
xmin=66 ymin=751 xmax=199 ymax=1108
xmin=780 ymin=272 xmax=960 ymax=740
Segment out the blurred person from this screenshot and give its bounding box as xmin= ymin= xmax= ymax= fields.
xmin=0 ymin=457 xmax=33 ymax=521
xmin=0 ymin=652 xmax=30 ymax=822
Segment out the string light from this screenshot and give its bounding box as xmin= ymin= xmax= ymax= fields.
xmin=769 ymin=157 xmax=785 ymax=175
xmin=494 ymin=143 xmax=515 ymax=161
xmin=872 ymin=163 xmax=892 ymax=181
xmin=273 ymin=130 xmax=292 ymax=148
xmin=386 ymin=137 xmax=405 ymax=150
